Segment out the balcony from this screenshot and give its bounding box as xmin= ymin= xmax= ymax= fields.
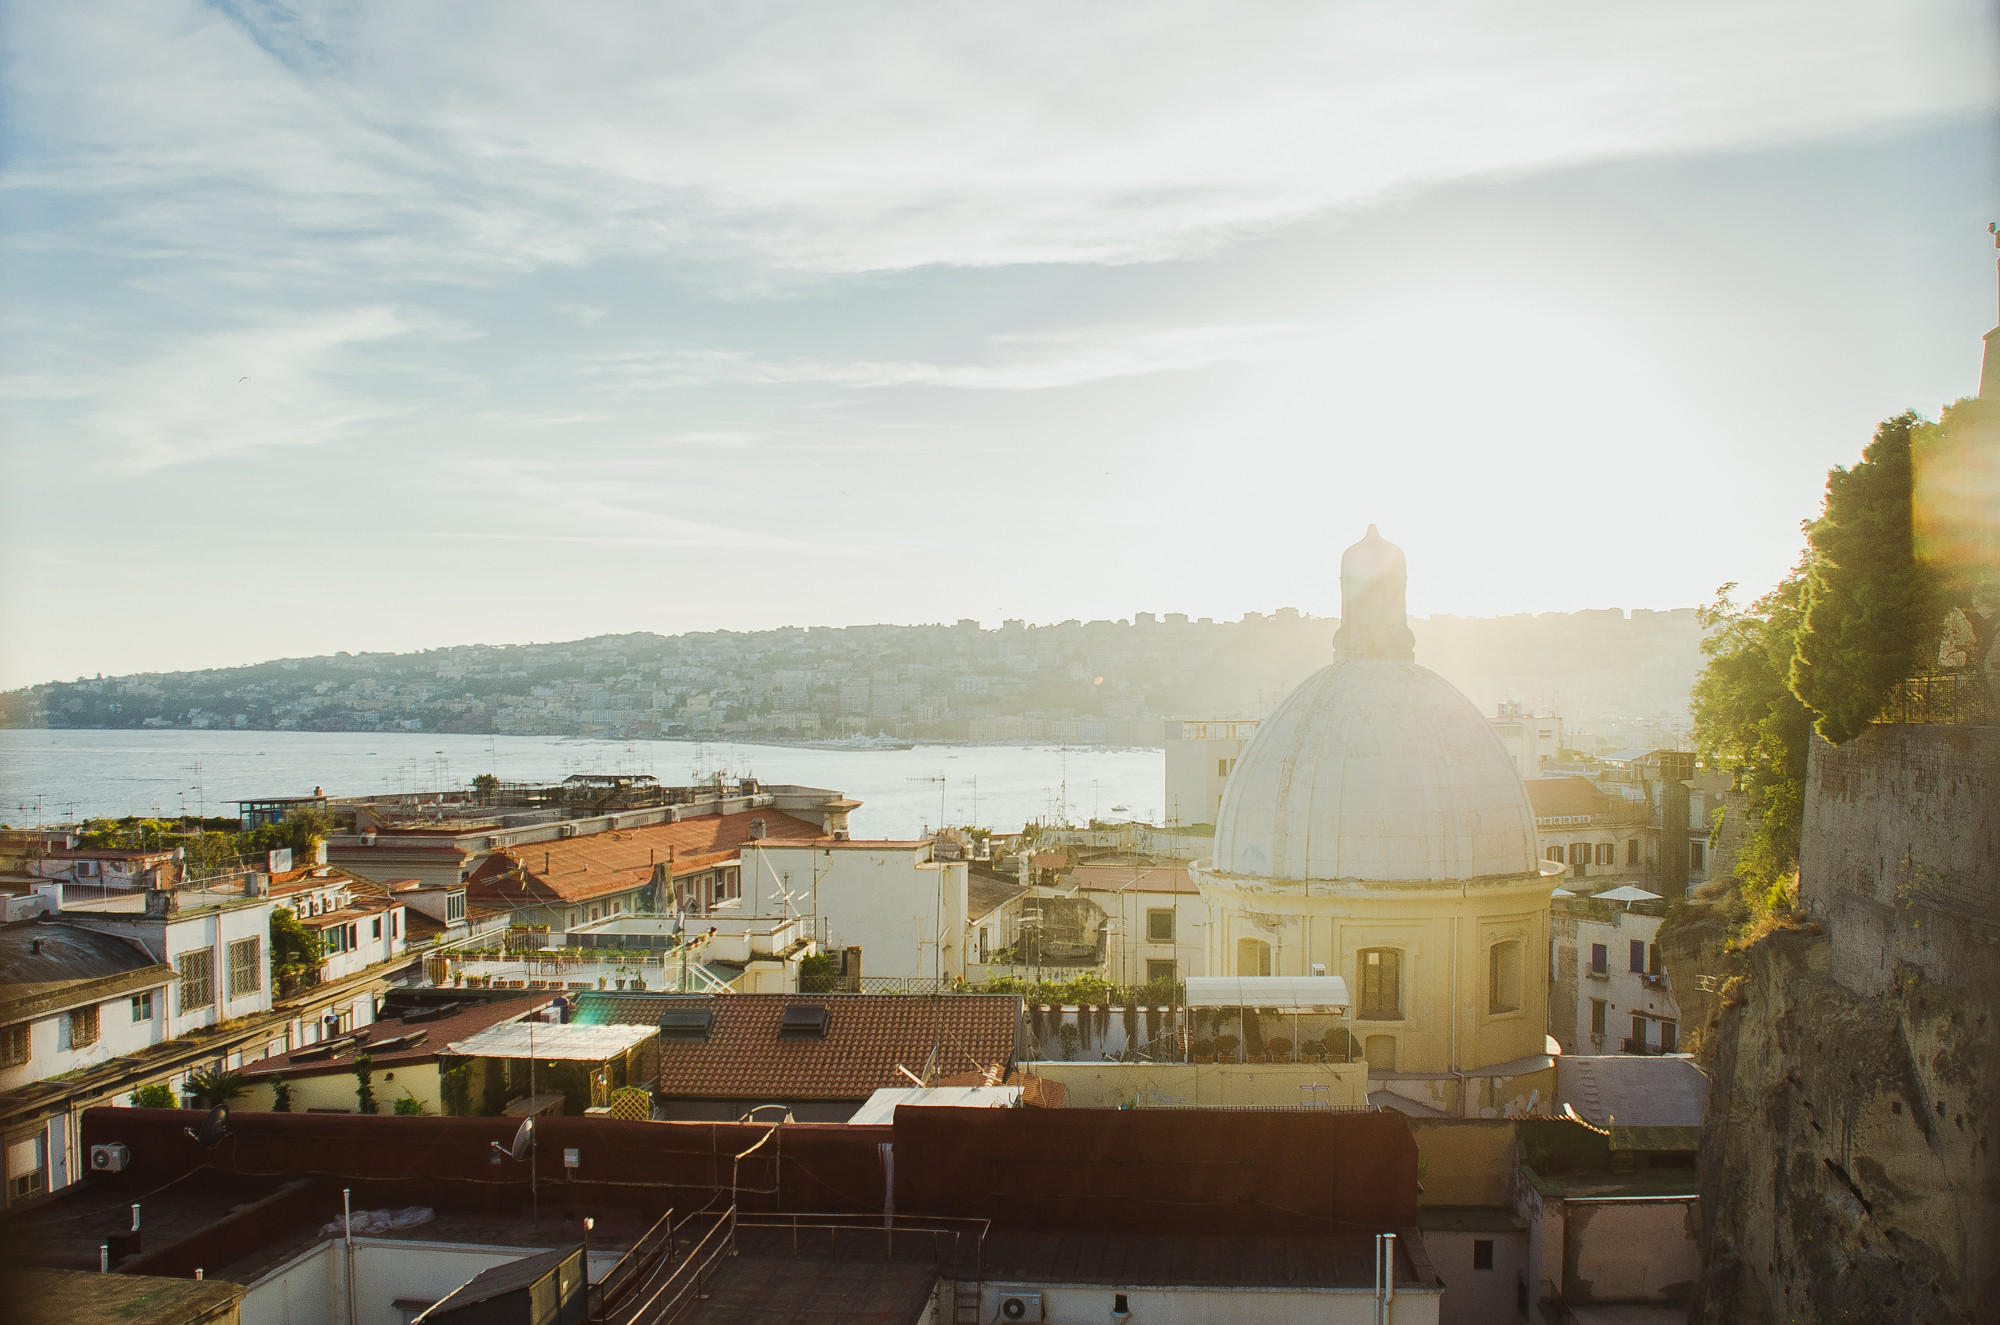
xmin=1621 ymin=1036 xmax=1671 ymax=1056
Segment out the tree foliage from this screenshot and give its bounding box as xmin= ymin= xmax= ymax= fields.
xmin=270 ymin=908 xmax=322 ymax=984
xmin=130 ymin=1083 xmax=176 ymax=1109
xmin=1692 ymin=575 xmax=1813 ymax=901
xmin=184 ymin=1069 xmax=247 ymax=1109
xmin=1790 ymin=413 xmax=1938 ymax=743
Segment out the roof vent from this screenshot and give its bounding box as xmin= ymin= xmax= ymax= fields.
xmin=748 ymin=817 xmax=767 ymax=841
xmin=659 ymin=1008 xmax=714 ymax=1041
xmin=778 ymin=1004 xmax=830 ymax=1040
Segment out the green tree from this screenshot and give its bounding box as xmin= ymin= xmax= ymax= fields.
xmin=270 ymin=908 xmax=322 ymax=986
xmin=472 ymin=773 xmax=501 ymax=803
xmin=1912 ymin=395 xmax=2000 ymax=677
xmin=1790 ymin=412 xmax=1939 ymax=743
xmin=130 ymin=1083 xmax=176 ymax=1109
xmin=393 ymin=1091 xmax=427 ymax=1116
xmin=270 ymin=1073 xmax=293 ymax=1113
xmin=1692 ymin=575 xmax=1814 ymax=900
xmin=184 ymin=1069 xmax=247 ymax=1109
xmin=354 ymin=1054 xmax=377 ymax=1115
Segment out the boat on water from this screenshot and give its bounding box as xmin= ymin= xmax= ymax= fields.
xmin=1110 ymin=804 xmax=1130 ymax=813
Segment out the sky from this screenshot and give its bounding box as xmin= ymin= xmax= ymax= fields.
xmin=2 ymin=1 xmax=1997 ymax=689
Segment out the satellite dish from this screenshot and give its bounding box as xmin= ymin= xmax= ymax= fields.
xmin=491 ymin=1117 xmax=534 ymax=1162
xmin=184 ymin=1104 xmax=231 ymax=1150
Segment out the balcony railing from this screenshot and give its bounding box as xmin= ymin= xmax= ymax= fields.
xmin=1878 ymin=674 xmax=1992 ymax=726
xmin=1621 ymin=1036 xmax=1670 ymax=1056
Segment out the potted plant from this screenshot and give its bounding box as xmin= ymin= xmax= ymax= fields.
xmin=1300 ymin=1038 xmax=1325 ymax=1063
xmin=1213 ymin=1034 xmax=1240 ymax=1060
xmin=1268 ymin=1036 xmax=1293 ymax=1062
xmin=1191 ymin=1038 xmax=1215 ymax=1063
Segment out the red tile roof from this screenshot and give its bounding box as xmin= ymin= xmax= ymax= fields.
xmin=585 ymin=992 xmax=1019 ymax=1101
xmin=1525 ymin=777 xmax=1612 ymax=820
xmin=465 ymin=809 xmax=826 ymax=907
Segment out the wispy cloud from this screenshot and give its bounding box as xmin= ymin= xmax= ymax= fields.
xmin=79 ymin=307 xmax=424 ymax=469
xmin=573 ymin=323 xmax=1308 ymax=393
xmin=6 ymin=2 xmax=1991 ymax=282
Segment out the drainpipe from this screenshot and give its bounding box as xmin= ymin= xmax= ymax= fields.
xmin=1374 ymin=1231 xmax=1397 ymax=1324
xmin=1451 ymin=912 xmax=1464 ymax=1118
xmin=343 ymin=1188 xmax=358 ymax=1325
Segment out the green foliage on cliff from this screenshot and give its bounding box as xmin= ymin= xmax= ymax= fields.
xmin=1790 ymin=413 xmax=1938 ymax=744
xmin=1693 ymin=575 xmax=1813 ymax=901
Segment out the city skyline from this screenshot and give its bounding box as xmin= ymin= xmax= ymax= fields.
xmin=3 ymin=2 xmax=1996 ymax=689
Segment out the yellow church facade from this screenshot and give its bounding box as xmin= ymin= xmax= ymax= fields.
xmin=1193 ymin=527 xmax=1562 ymax=1118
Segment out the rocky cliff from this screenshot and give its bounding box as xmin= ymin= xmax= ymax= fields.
xmin=1668 ymin=725 xmax=2000 ymax=1324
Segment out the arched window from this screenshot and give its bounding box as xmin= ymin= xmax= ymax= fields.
xmin=1488 ymin=940 xmax=1523 ymax=1014
xmin=1236 ymin=937 xmax=1271 ymax=977
xmin=1357 ymin=948 xmax=1401 ymax=1020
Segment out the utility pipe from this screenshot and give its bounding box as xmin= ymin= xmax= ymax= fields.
xmin=343 ymin=1188 xmax=358 ymax=1325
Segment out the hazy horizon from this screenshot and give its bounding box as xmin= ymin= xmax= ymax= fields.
xmin=4 ymin=3 xmax=1996 ymax=690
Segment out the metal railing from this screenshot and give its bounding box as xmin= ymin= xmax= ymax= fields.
xmin=606 ymin=1207 xmax=736 ymax=1325
xmin=1878 ymin=674 xmax=1993 ymax=726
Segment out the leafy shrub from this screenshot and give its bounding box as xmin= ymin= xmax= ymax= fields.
xmin=130 ymin=1083 xmax=176 ymax=1109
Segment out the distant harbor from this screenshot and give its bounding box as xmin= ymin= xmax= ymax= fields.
xmin=0 ymin=728 xmax=1166 ymax=840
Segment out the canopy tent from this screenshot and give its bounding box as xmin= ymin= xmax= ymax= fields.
xmin=1593 ymin=885 xmax=1665 ymax=904
xmin=1183 ymin=975 xmax=1351 ymax=1011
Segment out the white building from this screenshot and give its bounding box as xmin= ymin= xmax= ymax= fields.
xmin=1490 ymin=702 xmax=1564 ymax=778
xmin=1162 ymin=719 xmax=1259 ymax=829
xmin=742 ymin=840 xmax=968 ymax=982
xmin=1069 ymin=862 xmax=1210 ymax=986
xmin=1560 ymin=885 xmax=1683 ymax=1055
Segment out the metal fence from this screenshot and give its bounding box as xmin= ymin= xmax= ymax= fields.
xmin=1878 ymin=674 xmax=1993 ymax=725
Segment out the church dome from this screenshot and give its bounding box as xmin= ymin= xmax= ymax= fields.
xmin=1209 ymin=525 xmax=1539 ymax=884
xmin=1210 ymin=659 xmax=1540 ymax=883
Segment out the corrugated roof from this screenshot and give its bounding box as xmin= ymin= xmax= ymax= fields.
xmin=239 ymin=995 xmax=546 ymax=1079
xmin=447 ymin=1020 xmax=658 ymax=1062
xmin=1557 ymin=1055 xmax=1709 ymax=1128
xmin=1524 ymin=776 xmax=1611 ymax=819
xmin=619 ymin=993 xmax=1018 ymax=1101
xmin=1068 ymin=863 xmax=1198 ymax=895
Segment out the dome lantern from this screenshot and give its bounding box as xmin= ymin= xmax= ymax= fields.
xmin=1333 ymin=524 xmax=1415 ymax=662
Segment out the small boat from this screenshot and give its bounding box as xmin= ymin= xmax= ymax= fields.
xmin=1110 ymin=804 xmax=1130 ymax=814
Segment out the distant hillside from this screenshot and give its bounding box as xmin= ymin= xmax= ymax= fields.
xmin=0 ymin=609 xmax=1704 ymax=750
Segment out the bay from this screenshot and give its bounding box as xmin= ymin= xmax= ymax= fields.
xmin=0 ymin=729 xmax=1166 ymax=839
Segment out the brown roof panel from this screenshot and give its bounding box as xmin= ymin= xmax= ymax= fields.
xmin=1524 ymin=776 xmax=1612 ymax=820
xmin=466 ymin=810 xmax=827 ymax=907
xmin=577 ymin=992 xmax=1019 ymax=1101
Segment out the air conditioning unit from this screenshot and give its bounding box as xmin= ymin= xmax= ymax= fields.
xmin=997 ymin=1291 xmax=1044 ymax=1321
xmin=559 ymin=824 xmax=579 ymax=839
xmin=90 ymin=1143 xmax=130 ymax=1173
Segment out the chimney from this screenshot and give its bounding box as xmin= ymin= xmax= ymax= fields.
xmin=145 ymin=889 xmax=179 ymax=919
xmin=749 ymin=817 xmax=767 ymax=841
xmin=244 ymin=872 xmax=269 ymax=898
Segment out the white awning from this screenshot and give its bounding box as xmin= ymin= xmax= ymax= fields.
xmin=1182 ymin=975 xmax=1350 ymax=1010
xmin=1594 ymin=885 xmax=1664 ymax=903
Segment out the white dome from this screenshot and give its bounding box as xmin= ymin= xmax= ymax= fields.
xmin=1211 ymin=658 xmax=1540 ymax=883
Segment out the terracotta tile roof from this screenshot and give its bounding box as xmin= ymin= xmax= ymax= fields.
xmin=572 ymin=992 xmax=1019 ymax=1101
xmin=239 ymin=994 xmax=547 ymax=1080
xmin=464 ymin=810 xmax=826 ymax=908
xmin=1524 ymin=776 xmax=1612 ymax=820
xmin=1068 ymin=863 xmax=1197 ymax=895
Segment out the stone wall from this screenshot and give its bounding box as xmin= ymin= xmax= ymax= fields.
xmin=1798 ymin=724 xmax=2000 ymax=996
xmin=1683 ymin=722 xmax=1999 ymax=1322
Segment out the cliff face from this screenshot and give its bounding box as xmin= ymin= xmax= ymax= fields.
xmin=1673 ymin=725 xmax=2000 ymax=1324
xmin=1689 ymin=927 xmax=1996 ymax=1323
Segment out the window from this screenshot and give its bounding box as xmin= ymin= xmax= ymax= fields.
xmin=1545 ymin=845 xmax=1563 ymax=864
xmin=1595 ymin=843 xmax=1613 ymax=866
xmin=1487 ymin=940 xmax=1522 ymax=1014
xmin=1473 ymin=1239 xmax=1494 ymax=1271
xmin=1589 ymin=943 xmax=1607 ymax=975
xmin=391 ymin=911 xmax=400 ymax=938
xmin=130 ymin=992 xmax=153 ymax=1023
xmin=1358 ymin=948 xmax=1402 ymax=1020
xmin=1236 ymin=937 xmax=1271 ymax=977
xmin=1590 ymin=998 xmax=1607 ymax=1035
xmin=446 ymin=893 xmax=465 ymax=922
xmin=68 ymin=1004 xmax=100 ymax=1049
xmin=1632 ymin=1014 xmax=1648 ymax=1047
xmin=1626 ymin=839 xmax=1641 ymax=866
xmin=1146 ymin=959 xmax=1177 ymax=984
xmin=178 ymin=949 xmax=214 ymax=1013
xmin=1568 ymin=842 xmax=1587 ymax=877
xmin=978 ymin=928 xmax=990 ymax=963
xmin=1146 ymin=908 xmax=1176 ymax=943
xmin=368 ymin=917 xmax=380 ymax=940
xmin=1629 ymin=940 xmax=1646 ymax=974
xmin=1648 ymin=943 xmax=1662 ymax=975
xmin=1 ymin=1023 xmax=29 ymax=1067
xmin=1216 ymin=758 xmax=1231 ymax=777
xmin=1690 ymin=841 xmax=1706 ymax=871
xmin=228 ymin=937 xmax=262 ymax=998
xmin=7 ymin=1134 xmax=47 ymax=1202
xmin=1660 ymin=1021 xmax=1678 ymax=1052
